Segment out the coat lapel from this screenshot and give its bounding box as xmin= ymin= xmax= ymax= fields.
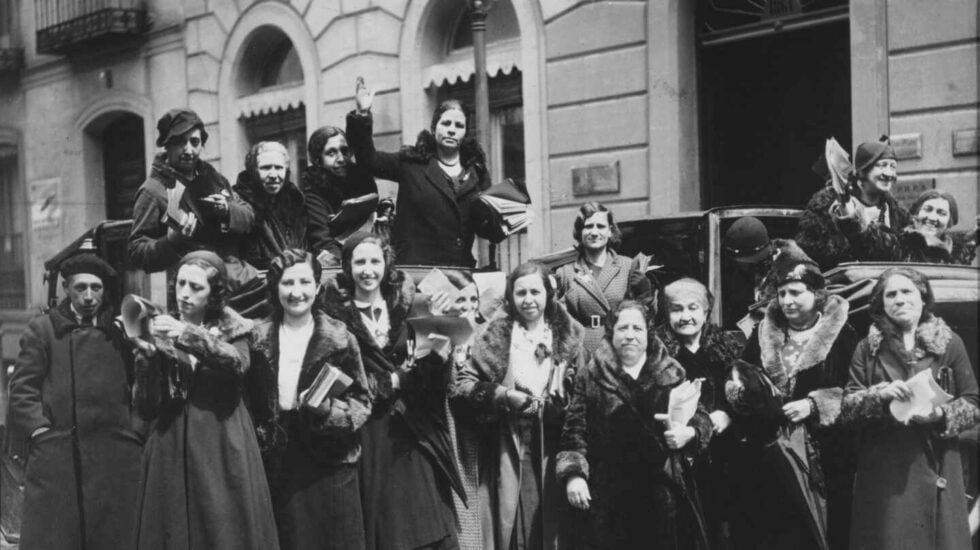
xmin=569 ymin=259 xmax=611 ymax=312
xmin=594 ymin=253 xmax=625 ymax=295
xmin=423 ymin=161 xmax=461 ymax=219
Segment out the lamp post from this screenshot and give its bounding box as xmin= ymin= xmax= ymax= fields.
xmin=468 ymin=0 xmax=496 ymax=160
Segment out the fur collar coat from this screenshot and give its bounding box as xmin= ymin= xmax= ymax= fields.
xmin=246 ymin=311 xmax=371 ymax=473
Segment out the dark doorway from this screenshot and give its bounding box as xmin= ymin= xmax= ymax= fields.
xmin=103 ymin=114 xmax=146 ymax=219
xmin=698 ymin=20 xmax=851 ymax=207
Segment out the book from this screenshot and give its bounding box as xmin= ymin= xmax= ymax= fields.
xmin=889 ymin=369 xmax=953 ymax=424
xmin=482 ymin=178 xmax=531 ymax=204
xmin=329 ymin=193 xmax=379 ymax=231
xmin=302 ymin=364 xmax=354 ymax=408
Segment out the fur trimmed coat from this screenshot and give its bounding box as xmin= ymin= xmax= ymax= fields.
xmin=842 ymin=222 xmax=978 ymax=265
xmin=452 ymin=306 xmax=587 ymax=550
xmin=556 ymin=337 xmax=712 ymax=550
xmin=795 ymin=186 xmax=911 ymax=271
xmin=132 ymin=307 xmax=279 ymax=550
xmin=841 ymin=316 xmax=979 ymax=550
xmin=9 ymin=300 xmax=142 ymax=549
xmin=234 ymin=170 xmax=308 ymax=270
xmin=728 ymin=294 xmax=859 ymax=550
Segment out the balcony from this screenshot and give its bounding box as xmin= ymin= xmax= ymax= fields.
xmin=35 ymin=0 xmax=148 ymax=56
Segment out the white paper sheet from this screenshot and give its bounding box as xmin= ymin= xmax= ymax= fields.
xmin=889 ymin=369 xmax=953 ymax=424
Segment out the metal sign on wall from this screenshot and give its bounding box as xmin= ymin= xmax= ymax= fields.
xmin=891 ymin=177 xmax=935 ymax=210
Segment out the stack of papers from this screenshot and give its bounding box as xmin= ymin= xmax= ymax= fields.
xmin=889 ymin=369 xmax=953 ymax=424
xmin=479 ymin=179 xmax=532 ymax=236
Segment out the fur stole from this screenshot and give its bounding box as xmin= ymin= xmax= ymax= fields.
xmin=470 ymin=303 xmax=585 ymax=385
xmin=234 ymin=170 xmax=306 ymax=225
xmin=759 ymin=294 xmax=849 ymax=394
xmin=867 ymin=315 xmax=953 ymax=358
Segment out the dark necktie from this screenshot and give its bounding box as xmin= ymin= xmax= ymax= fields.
xmin=357 ymin=306 xmax=383 ymax=322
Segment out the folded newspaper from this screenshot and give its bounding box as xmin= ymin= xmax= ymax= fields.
xmin=478 ymin=178 xmax=533 ymax=237
xmin=889 ymin=369 xmax=953 ymax=424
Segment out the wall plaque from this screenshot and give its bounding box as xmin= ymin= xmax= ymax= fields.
xmin=890 ymin=133 xmax=922 ymax=160
xmin=952 ymin=128 xmax=979 ymax=157
xmin=572 ymin=161 xmax=620 ymax=196
xmin=891 ymin=177 xmax=935 ymax=210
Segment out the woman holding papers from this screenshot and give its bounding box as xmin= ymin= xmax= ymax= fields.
xmin=840 ymin=267 xmax=979 ymax=550
xmin=555 ymin=201 xmax=654 ymax=352
xmin=323 ymin=232 xmax=463 ymax=550
xmin=655 ymin=277 xmax=744 ymax=549
xmin=453 ymin=261 xmax=586 ymax=549
xmin=347 ymin=79 xmax=496 ymax=267
xmin=556 ymin=300 xmax=712 ymax=549
xmin=727 ymin=243 xmax=858 ymax=550
xmin=246 ymin=249 xmax=372 ymax=550
xmin=131 ymin=250 xmax=278 ymax=549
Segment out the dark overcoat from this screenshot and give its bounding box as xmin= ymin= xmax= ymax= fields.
xmin=246 ymin=311 xmax=372 ymax=550
xmin=842 ymin=222 xmax=978 ymax=266
xmin=9 ymin=300 xmax=142 ymax=550
xmin=730 ymin=294 xmax=858 ymax=550
xmin=555 ymin=251 xmax=654 ymax=352
xmin=841 ymin=317 xmax=979 ymax=550
xmin=234 ymin=170 xmax=308 ymax=270
xmin=452 ymin=305 xmax=586 ymax=550
xmin=132 ymin=307 xmax=279 ymax=550
xmin=346 ymin=112 xmax=493 ymax=267
xmin=128 ymin=154 xmax=254 ymax=274
xmin=323 ymin=273 xmax=463 ymax=550
xmin=556 ymin=337 xmax=713 ymax=550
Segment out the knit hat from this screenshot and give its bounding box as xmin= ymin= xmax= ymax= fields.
xmin=156 ymin=108 xmax=208 ymax=147
xmin=60 ymin=252 xmax=117 ymax=283
xmin=770 ymin=239 xmax=824 ymax=290
xmin=178 ymin=250 xmax=227 ymax=280
xmin=854 ymin=136 xmax=895 ymax=174
xmin=724 ymin=217 xmax=772 ymax=264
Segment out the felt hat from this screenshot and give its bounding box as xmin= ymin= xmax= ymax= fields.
xmin=724 ymin=217 xmax=772 ymax=264
xmin=156 ymin=108 xmax=208 ymax=147
xmin=854 ymin=136 xmax=896 ymax=174
xmin=770 ymin=239 xmax=824 ymax=290
xmin=59 ymin=252 xmax=117 ymax=283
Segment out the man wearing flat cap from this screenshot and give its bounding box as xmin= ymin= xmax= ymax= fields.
xmin=796 ymin=136 xmax=911 ymax=270
xmin=128 ymin=108 xmax=256 ymax=287
xmin=8 ymin=250 xmax=142 ymax=549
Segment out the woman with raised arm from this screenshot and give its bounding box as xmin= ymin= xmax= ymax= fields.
xmin=132 ymin=250 xmax=278 ymax=550
xmin=246 ymin=249 xmax=372 ymax=550
xmin=323 ymin=232 xmax=463 ymax=550
xmin=840 ymin=267 xmax=979 ymax=550
xmin=453 ymin=262 xmax=586 ymax=550
xmin=555 ymin=201 xmax=654 ymax=353
xmin=346 ymin=79 xmax=495 ymax=267
xmin=558 ymin=300 xmax=713 ymax=549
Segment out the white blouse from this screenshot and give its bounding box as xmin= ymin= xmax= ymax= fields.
xmin=278 ymin=320 xmax=314 ymax=410
xmin=509 ymin=322 xmax=554 ymax=397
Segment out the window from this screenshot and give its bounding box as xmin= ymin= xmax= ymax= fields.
xmin=0 ymin=144 xmax=26 ymax=309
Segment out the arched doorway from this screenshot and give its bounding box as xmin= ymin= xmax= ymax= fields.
xmin=101 ymin=113 xmax=146 ymax=219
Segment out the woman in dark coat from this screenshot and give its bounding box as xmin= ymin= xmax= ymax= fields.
xmin=348 ymin=81 xmax=494 ymax=267
xmin=132 ymin=251 xmax=278 ymax=550
xmin=840 ymin=267 xmax=979 ymax=550
xmin=727 ymin=245 xmax=858 ymax=550
xmin=555 ymin=201 xmax=655 ymax=352
xmin=322 ymin=232 xmax=463 ymax=550
xmin=558 ymin=300 xmax=713 ymax=550
xmin=453 ymin=262 xmax=587 ymax=550
xmin=234 ymin=141 xmax=308 ymax=271
xmin=302 ymin=119 xmax=379 ymax=263
xmin=246 ymin=249 xmax=372 ymax=550
xmin=655 ymin=277 xmax=744 ymax=549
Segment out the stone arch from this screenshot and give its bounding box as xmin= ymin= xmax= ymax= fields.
xmin=218 ymin=1 xmax=321 ymax=174
xmin=399 ymin=0 xmax=550 ymax=256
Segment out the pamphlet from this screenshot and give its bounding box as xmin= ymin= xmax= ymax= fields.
xmin=889 ymin=369 xmax=953 ymax=424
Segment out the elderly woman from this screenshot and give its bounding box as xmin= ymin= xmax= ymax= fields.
xmin=348 ymin=80 xmax=496 ymax=267
xmin=246 ymin=249 xmax=371 ymax=550
xmin=132 ymin=251 xmax=278 ymax=549
xmin=453 ymin=262 xmax=586 ymax=549
xmin=234 ymin=142 xmax=307 ymax=271
xmin=558 ymin=300 xmax=712 ymax=549
xmin=840 ymin=267 xmax=979 ymax=549
xmin=655 ymin=278 xmax=744 ymax=547
xmin=323 ymin=233 xmax=462 ymax=550
xmin=727 ymin=244 xmax=858 ymax=550
xmin=845 ymin=189 xmax=978 ymax=265
xmin=555 ymin=201 xmax=654 ymax=352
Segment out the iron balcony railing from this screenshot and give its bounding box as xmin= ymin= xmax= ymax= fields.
xmin=35 ymin=0 xmax=148 ymax=55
